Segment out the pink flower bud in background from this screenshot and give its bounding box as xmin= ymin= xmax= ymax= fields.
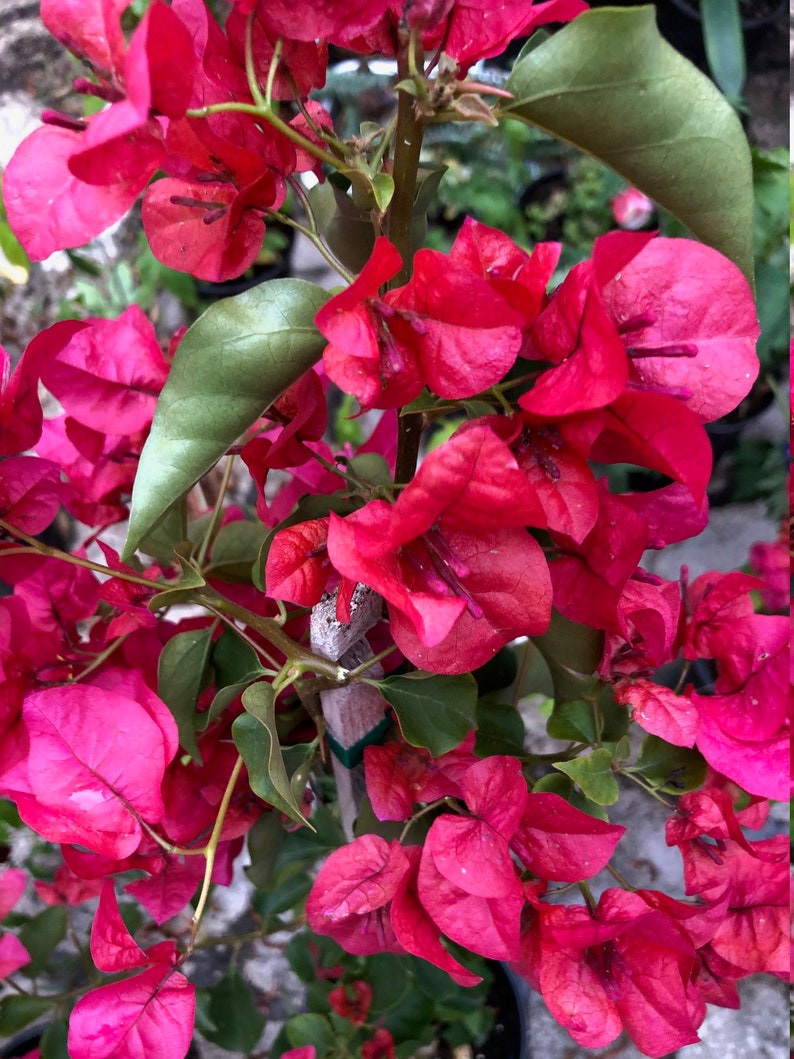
xmin=611 ymin=187 xmax=655 ymax=229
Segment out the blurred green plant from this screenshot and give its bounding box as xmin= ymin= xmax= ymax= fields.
xmin=58 ymin=231 xmax=200 ymax=320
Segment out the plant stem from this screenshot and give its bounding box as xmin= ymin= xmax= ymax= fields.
xmin=187 ymin=754 xmax=245 ymax=954
xmin=387 ymin=31 xmax=427 ymax=484
xmin=244 ymin=13 xmax=268 ymax=108
xmin=186 ymin=102 xmax=346 ymax=176
xmin=0 ymin=519 xmax=158 ymax=588
xmin=193 ymin=587 xmax=347 ymax=681
xmin=196 ymin=456 xmax=236 ymax=568
xmin=70 ymin=634 xmax=128 ymax=682
xmin=386 ymin=32 xmax=425 ymax=286
xmin=269 ymin=201 xmax=354 ymax=283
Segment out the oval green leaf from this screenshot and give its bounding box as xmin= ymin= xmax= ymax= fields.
xmin=505 ymin=6 xmax=754 ymax=281
xmin=157 ymin=625 xmax=214 ymax=762
xmin=553 ymin=747 xmax=619 ymax=806
xmin=233 ymin=682 xmax=313 ymax=829
xmin=377 ymin=672 xmax=477 ymax=756
xmin=122 ymin=278 xmax=330 ymax=559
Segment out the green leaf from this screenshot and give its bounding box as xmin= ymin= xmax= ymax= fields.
xmin=137 ymin=502 xmax=188 ymax=562
xmin=205 ymin=519 xmax=268 ymax=582
xmin=232 ymin=683 xmax=313 ymax=828
xmin=0 ymin=994 xmax=54 ymax=1035
xmin=203 ymin=626 xmax=268 ymax=728
xmin=211 ymin=626 xmax=264 ymax=689
xmin=377 ymin=672 xmax=478 ymax=755
xmin=474 ymin=700 xmax=526 ymax=758
xmin=546 ymin=699 xmax=596 ymax=743
xmin=630 ymin=734 xmax=707 ymax=793
xmin=286 ymin=1013 xmax=334 ymax=1055
xmin=199 ymin=968 xmax=266 ymax=1052
xmin=700 ymin=0 xmax=745 ymax=106
xmin=372 ymin=172 xmax=395 ymax=212
xmin=505 ymin=5 xmax=754 ymax=281
xmin=245 ymin=811 xmax=286 ymax=890
xmin=252 ymin=871 xmax=312 ymax=917
xmin=148 ymin=547 xmax=205 ymax=609
xmin=40 ymin=1020 xmax=70 ymax=1059
xmin=553 ymin=747 xmax=619 ymax=805
xmin=532 ymin=610 xmax=603 ymax=705
xmin=531 ymin=773 xmax=609 ymax=821
xmin=157 ymin=626 xmax=214 ymax=761
xmin=122 ymin=279 xmax=330 ymax=559
xmin=17 ymin=906 xmax=67 ymax=975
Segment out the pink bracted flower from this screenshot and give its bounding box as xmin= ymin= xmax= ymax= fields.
xmin=0 ymin=867 xmax=31 ymax=979
xmin=325 ymin=422 xmax=552 ymax=672
xmin=68 ymin=881 xmax=195 ymax=1059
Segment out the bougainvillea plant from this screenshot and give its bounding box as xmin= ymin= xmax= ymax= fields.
xmin=0 ymin=1 xmax=788 ymax=1057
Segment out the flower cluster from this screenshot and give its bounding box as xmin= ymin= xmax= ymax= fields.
xmin=0 ymin=0 xmax=787 ymax=1057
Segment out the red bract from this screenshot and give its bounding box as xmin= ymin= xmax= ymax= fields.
xmin=549 ymin=486 xmax=647 ymax=633
xmin=599 ymin=237 xmax=760 ymax=422
xmin=677 ymin=836 xmax=788 ymax=979
xmin=328 ymin=980 xmax=373 ymax=1026
xmin=748 ymin=528 xmax=789 ymax=612
xmin=511 ymin=792 xmax=626 ymax=881
xmin=35 ymin=414 xmax=145 ymax=527
xmin=386 ymin=248 xmax=525 ymax=399
xmin=226 ymin=6 xmax=327 ymax=98
xmin=587 ymin=390 xmax=712 ymax=506
xmin=619 ymin=483 xmax=709 ymax=550
xmin=39 ymin=306 xmax=168 ymax=435
xmin=362 ymin=1028 xmax=396 ymax=1059
xmin=35 ymin=861 xmax=104 ymax=906
xmin=1 ymin=324 xmax=87 ymax=456
xmin=425 ymin=757 xmax=527 ymax=897
xmin=0 ymin=457 xmax=65 ymax=536
xmin=306 ymin=834 xmax=409 ymax=955
xmin=511 ymin=420 xmax=599 ymax=543
xmin=666 ymin=787 xmax=779 ymax=862
xmin=363 ymin=736 xmax=475 ymax=821
xmin=265 ymin=518 xmax=333 ymax=607
xmin=5 ymin=681 xmax=177 ymax=859
xmin=142 ymin=146 xmax=287 ymax=282
xmin=319 ymin=237 xmax=527 ymax=409
xmin=238 ymin=0 xmax=393 ymax=44
xmin=326 ymin=424 xmax=552 ymax=672
xmin=317 ymin=238 xmax=417 ymax=410
xmin=686 ymin=602 xmax=789 ymax=798
xmin=417 ymin=839 xmax=524 ymax=961
xmin=604 ymin=574 xmax=684 ymax=678
xmin=690 ymin=639 xmax=789 ymax=800
xmin=615 ymin=679 xmax=700 ymax=748
xmin=68 ymin=961 xmax=195 ymax=1059
xmin=94 ymin=542 xmax=160 ymax=639
xmin=531 ymin=889 xmax=702 ymax=1057
xmin=390 ymin=846 xmax=483 ymax=986
xmin=447 ymin=219 xmax=560 ymax=340
xmin=3 ymin=124 xmax=151 ymax=260
xmin=520 ymin=258 xmax=628 ymax=416
xmin=419 ymin=0 xmax=588 ymax=70
xmin=0 ymin=867 xmax=30 ymax=979
xmin=683 ymin=570 xmax=765 ymax=678
xmin=5 ymin=1 xmax=198 ymax=259
xmin=40 ymin=0 xmax=127 ymax=76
